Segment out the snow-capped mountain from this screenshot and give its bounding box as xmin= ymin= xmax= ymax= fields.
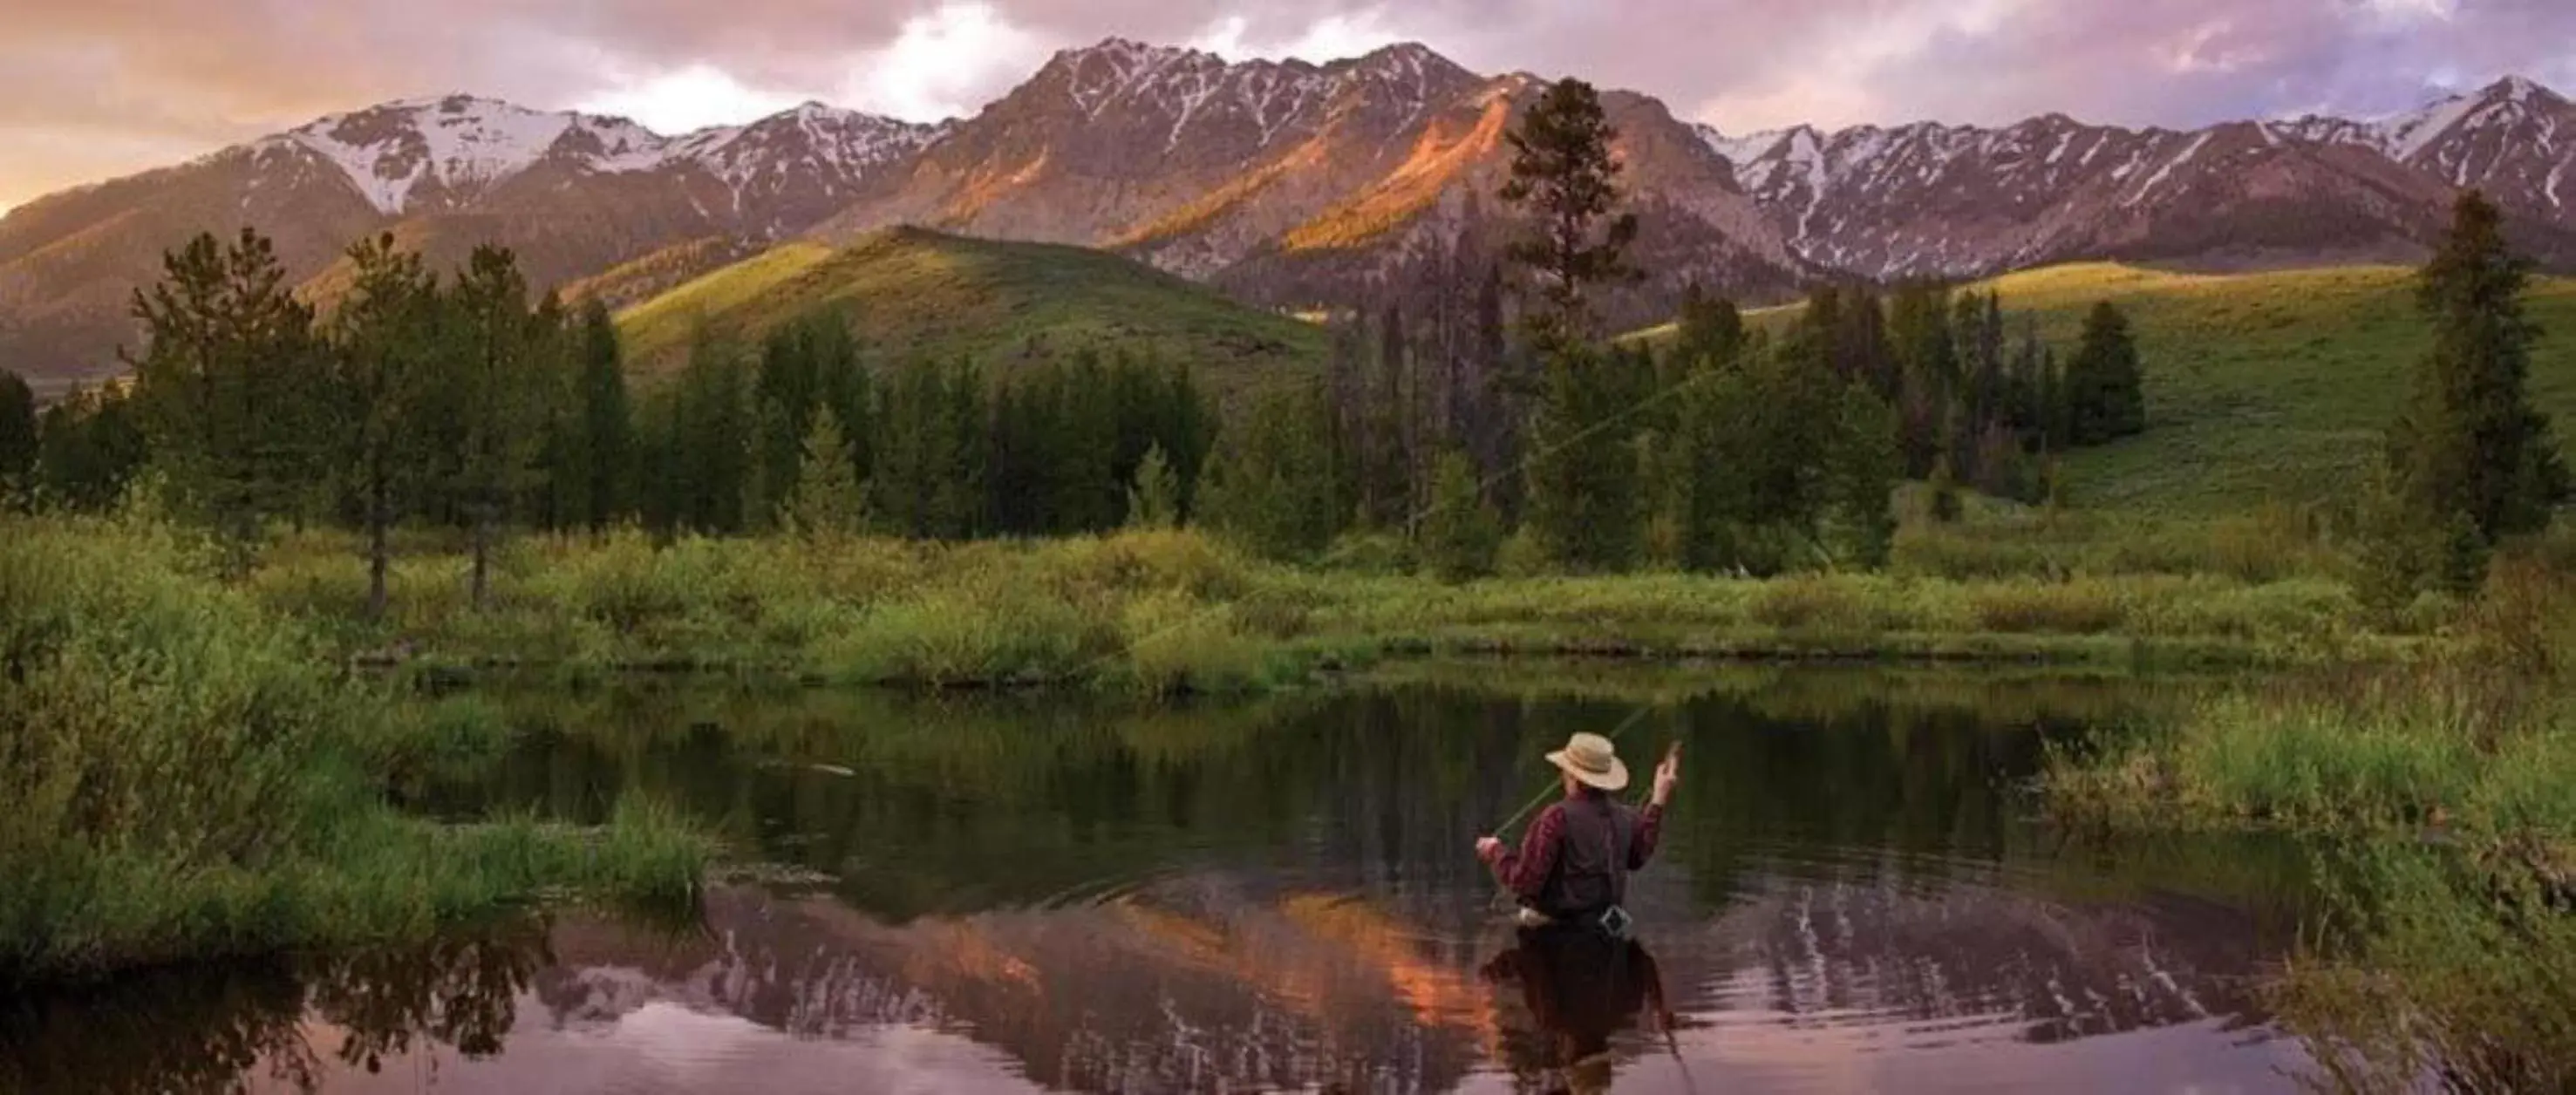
xmin=817 ymin=38 xmax=1804 ymax=326
xmin=0 ymin=96 xmax=947 ymax=384
xmin=2292 ymin=76 xmax=2573 ymax=219
xmin=270 ymin=94 xmax=948 ymax=222
xmin=1700 ymin=75 xmax=2576 ymax=279
xmin=3 ymin=44 xmax=2573 ymax=390
xmin=276 ymin=96 xmax=668 ymax=214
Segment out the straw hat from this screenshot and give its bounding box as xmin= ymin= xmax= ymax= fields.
xmin=1545 ymin=732 xmax=1630 ymax=792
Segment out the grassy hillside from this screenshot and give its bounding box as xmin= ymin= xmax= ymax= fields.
xmin=560 ymin=235 xmax=763 ymax=311
xmin=617 ymin=228 xmax=1327 ymax=391
xmin=1636 ymin=262 xmax=2576 ymax=517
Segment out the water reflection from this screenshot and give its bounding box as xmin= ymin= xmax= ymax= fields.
xmin=0 ymin=916 xmax=549 ymax=1095
xmin=1482 ymin=928 xmax=1672 ymax=1093
xmin=3 ymin=670 xmax=2315 ymax=1093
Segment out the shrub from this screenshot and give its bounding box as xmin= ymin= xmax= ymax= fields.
xmin=0 ymin=513 xmax=710 ymax=982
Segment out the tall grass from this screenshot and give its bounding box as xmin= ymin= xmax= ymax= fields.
xmin=2042 ymin=535 xmax=2576 ymax=1090
xmin=242 ymin=518 xmax=2400 ymax=686
xmin=0 ymin=513 xmax=711 ymax=983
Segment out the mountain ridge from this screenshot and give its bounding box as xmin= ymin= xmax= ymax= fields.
xmin=3 ymin=41 xmax=2572 ymax=388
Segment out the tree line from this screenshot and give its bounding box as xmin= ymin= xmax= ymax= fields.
xmin=0 ymin=229 xmax=1216 ymax=616
xmin=0 ymin=75 xmax=2177 ymax=602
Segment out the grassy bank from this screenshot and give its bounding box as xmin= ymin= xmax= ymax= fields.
xmin=228 ymin=514 xmax=2416 ymax=690
xmin=2044 ymin=542 xmax=2576 ymax=1091
xmin=0 ymin=513 xmax=712 ymax=984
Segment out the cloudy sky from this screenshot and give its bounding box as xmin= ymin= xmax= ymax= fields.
xmin=5 ymin=0 xmax=2573 ymax=213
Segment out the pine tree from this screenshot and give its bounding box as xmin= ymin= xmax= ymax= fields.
xmin=1156 ymin=361 xmax=1216 ymax=520
xmin=1198 ymin=383 xmax=1339 ymax=559
xmin=656 ymin=329 xmax=751 ymax=534
xmin=326 ymin=235 xmax=444 ymax=620
xmin=0 ymin=369 xmax=35 ymax=502
xmin=2389 ymin=190 xmax=2570 ymax=554
xmin=1523 ymin=344 xmax=1643 ymax=573
xmin=741 ymin=396 xmax=789 ymax=531
xmin=1500 ymin=78 xmax=1639 ymax=351
xmin=126 ymin=228 xmax=328 ymax=560
xmin=573 ymin=299 xmax=636 ymax=529
xmin=752 ymin=313 xmax=837 ymax=527
xmin=1887 ymin=282 xmax=1956 ymax=477
xmin=1672 ymin=282 xmax=1746 ymax=370
xmin=2064 ymin=301 xmax=2145 ymax=445
xmin=1125 ymin=443 xmax=1182 ymax=530
xmin=1828 ymin=384 xmax=1902 ymax=568
xmin=444 ymin=246 xmax=551 ymax=606
xmin=1418 ymin=447 xmax=1503 ymax=582
xmin=33 ymin=386 xmax=147 ymax=510
xmin=784 ymin=405 xmax=865 ymax=541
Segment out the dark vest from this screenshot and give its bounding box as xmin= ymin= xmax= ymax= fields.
xmin=1537 ymin=793 xmax=1636 ymax=919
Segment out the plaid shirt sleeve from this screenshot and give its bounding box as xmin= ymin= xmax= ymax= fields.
xmin=1482 ymin=804 xmax=1564 ymax=901
xmin=1627 ymin=803 xmax=1665 ymax=869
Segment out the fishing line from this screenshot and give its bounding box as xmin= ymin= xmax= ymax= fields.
xmin=1489 ymin=700 xmax=1659 ymax=838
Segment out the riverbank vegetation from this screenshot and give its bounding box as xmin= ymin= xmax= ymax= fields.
xmin=2043 ymin=193 xmax=2575 ymax=1091
xmin=215 ymin=514 xmax=2395 ymax=690
xmin=0 ymin=511 xmax=709 ymax=984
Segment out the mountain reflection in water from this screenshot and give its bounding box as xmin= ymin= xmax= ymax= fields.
xmin=3 ymin=671 xmax=2315 ymax=1093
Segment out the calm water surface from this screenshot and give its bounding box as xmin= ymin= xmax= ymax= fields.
xmin=2 ymin=669 xmax=2320 ymax=1093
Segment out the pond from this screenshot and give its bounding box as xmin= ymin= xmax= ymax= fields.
xmin=1 ymin=668 xmax=2322 ymax=1093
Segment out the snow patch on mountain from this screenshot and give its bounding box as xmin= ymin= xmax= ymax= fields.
xmin=1695 ymin=125 xmax=1788 ymax=173
xmin=1061 ymin=39 xmax=1205 ymax=117
xmin=2125 ymin=131 xmax=2211 ymax=208
xmin=1038 ymin=37 xmax=1466 ymax=153
xmin=2379 ymin=91 xmax=2484 ymax=162
xmin=275 ymin=95 xmax=942 ymax=215
xmin=282 ymin=96 xmax=586 ymax=213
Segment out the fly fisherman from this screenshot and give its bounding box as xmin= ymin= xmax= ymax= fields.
xmin=1475 ymin=731 xmax=1679 ymax=937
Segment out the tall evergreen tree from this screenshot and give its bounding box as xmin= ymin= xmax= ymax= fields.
xmin=1671 ymin=283 xmax=1746 ymax=371
xmin=2063 ymin=301 xmax=2146 ymax=445
xmin=740 ymin=397 xmax=790 ymax=531
xmin=1828 ymin=384 xmax=1903 ymax=568
xmin=1418 ymin=446 xmax=1503 ymax=581
xmin=1125 ymin=444 xmax=1182 ymax=531
xmin=126 ymin=228 xmax=328 ymax=557
xmin=1887 ymin=283 xmax=1956 ymax=476
xmin=1523 ymin=344 xmax=1643 ymax=573
xmin=0 ymin=369 xmax=35 ymax=502
xmin=1198 ymin=382 xmax=1339 ymax=560
xmin=2389 ymin=190 xmax=2570 ymax=549
xmin=443 ymin=246 xmax=552 ymax=606
xmin=748 ymin=312 xmax=845 ymax=527
xmin=572 ymin=299 xmax=637 ymax=530
xmin=869 ymin=359 xmax=988 ymax=539
xmin=783 ymin=405 xmax=865 ymax=541
xmin=326 ymin=235 xmax=444 ymax=620
xmin=1467 ymin=264 xmax=1524 ymax=520
xmin=1156 ymin=362 xmax=1216 ymax=520
xmin=1500 ymin=78 xmax=1639 ymax=351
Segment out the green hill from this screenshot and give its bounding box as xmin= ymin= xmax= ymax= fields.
xmin=616 ymin=228 xmax=1326 ymax=392
xmin=1639 ymin=262 xmax=2576 ymax=517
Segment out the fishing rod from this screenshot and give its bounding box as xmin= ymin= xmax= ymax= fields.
xmin=1489 ymin=704 xmax=1666 ymax=840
